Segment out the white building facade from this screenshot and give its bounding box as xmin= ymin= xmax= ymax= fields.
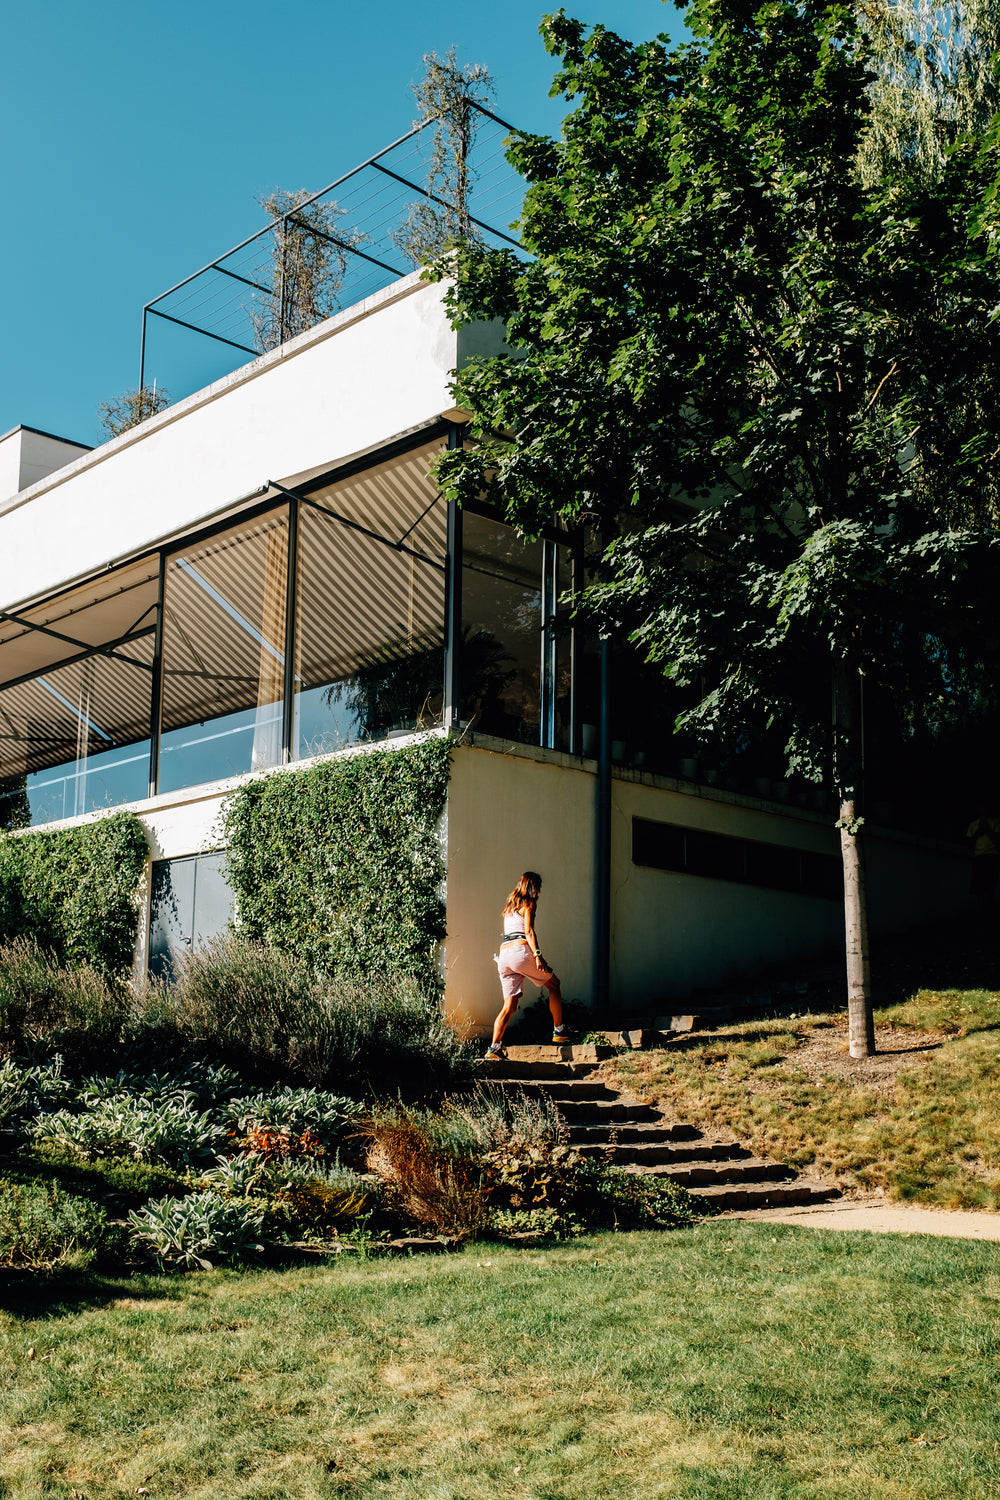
xmin=0 ymin=272 xmax=969 ymax=1035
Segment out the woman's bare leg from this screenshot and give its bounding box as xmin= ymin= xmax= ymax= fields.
xmin=491 ymin=994 xmax=519 ymax=1046
xmin=546 ymin=978 xmax=564 ymax=1030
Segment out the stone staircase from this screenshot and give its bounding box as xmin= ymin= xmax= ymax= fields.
xmin=487 ymin=1047 xmax=840 ymax=1213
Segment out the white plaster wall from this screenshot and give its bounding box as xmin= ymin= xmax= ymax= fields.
xmin=0 ymin=432 xmax=22 ymax=504
xmin=444 ymin=746 xmax=972 ymax=1030
xmin=20 ymin=733 xmax=970 ymax=1026
xmin=865 ymin=829 xmax=968 ymax=930
xmin=443 ymin=741 xmax=597 ymax=1035
xmin=609 ymin=776 xmax=843 ymax=1005
xmin=0 ymin=275 xmax=482 ymax=610
xmin=0 ymin=428 xmax=90 ymax=506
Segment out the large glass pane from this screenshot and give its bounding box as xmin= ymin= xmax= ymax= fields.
xmin=158 ymin=507 xmax=288 ymax=793
xmin=0 ymin=639 xmax=153 ymax=828
xmin=148 ymin=851 xmax=234 ymax=979
xmin=462 ymin=513 xmax=543 ymax=743
xmin=293 ymin=445 xmax=446 ymax=757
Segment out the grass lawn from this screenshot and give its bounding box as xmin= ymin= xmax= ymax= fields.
xmin=605 ymin=989 xmax=1000 ymax=1209
xmin=2 ymin=1222 xmax=999 ymax=1499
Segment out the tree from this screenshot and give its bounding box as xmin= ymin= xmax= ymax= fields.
xmin=98 ymin=383 xmax=170 ymax=438
xmin=393 ymin=47 xmax=495 ymax=266
xmin=858 ymin=0 xmax=1000 ymax=186
xmin=431 ymin=1 xmax=1000 ymax=1056
xmin=252 ymin=189 xmax=359 ymax=351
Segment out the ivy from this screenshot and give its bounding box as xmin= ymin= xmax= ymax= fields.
xmin=221 ymin=736 xmax=451 ymax=989
xmin=0 ymin=812 xmax=149 ymax=977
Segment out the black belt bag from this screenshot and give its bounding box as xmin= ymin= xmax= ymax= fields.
xmin=502 ymin=933 xmax=528 ymax=943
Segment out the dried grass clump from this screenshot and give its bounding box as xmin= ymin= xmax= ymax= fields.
xmin=362 ymin=1107 xmax=488 ymax=1238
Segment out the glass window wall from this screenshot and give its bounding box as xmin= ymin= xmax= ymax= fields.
xmin=158 ymin=507 xmax=289 ymax=794
xmin=0 ymin=639 xmax=154 ymax=829
xmin=292 ymin=445 xmax=447 ymax=757
xmin=461 ymin=513 xmax=573 ymax=749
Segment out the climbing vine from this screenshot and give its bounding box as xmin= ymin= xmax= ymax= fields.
xmin=0 ymin=811 xmax=149 ymax=977
xmin=221 ymin=736 xmax=451 ymax=988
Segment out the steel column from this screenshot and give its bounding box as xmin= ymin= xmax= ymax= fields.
xmin=594 ymin=634 xmax=612 ymax=1010
xmin=281 ymin=498 xmax=299 ymax=762
xmin=443 ymin=424 xmax=463 ymax=732
xmin=147 ymin=551 xmax=167 ymax=797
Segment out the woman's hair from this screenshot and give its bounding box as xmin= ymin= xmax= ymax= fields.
xmin=503 ymin=871 xmax=542 ymax=918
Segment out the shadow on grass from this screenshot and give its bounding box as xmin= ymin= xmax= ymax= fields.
xmin=0 ymin=1266 xmax=184 ymax=1319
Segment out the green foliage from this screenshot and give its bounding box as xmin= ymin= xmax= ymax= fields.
xmin=33 ymin=1093 xmax=227 ymax=1169
xmin=0 ymin=1177 xmax=116 ymax=1270
xmin=160 ymin=937 xmax=471 ymax=1095
xmin=0 ymin=812 xmax=147 ymax=976
xmin=97 ymin=383 xmax=170 ymax=438
xmin=252 ymin=189 xmax=362 ymax=350
xmin=128 ymin=1191 xmax=265 ymax=1270
xmin=433 ymin=0 xmax=1000 ymax=802
xmin=223 ymin=1087 xmax=363 ymax=1151
xmin=859 ymin=0 xmax=1000 ymax=187
xmin=221 ymin=736 xmax=451 ymax=988
xmin=0 ymin=1056 xmax=74 ymax=1135
xmin=394 ymin=47 xmax=494 ymax=264
xmin=23 ymin=1145 xmax=189 ymax=1212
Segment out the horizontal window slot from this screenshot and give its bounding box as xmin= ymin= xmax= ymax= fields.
xmin=632 ymin=817 xmax=840 ymax=901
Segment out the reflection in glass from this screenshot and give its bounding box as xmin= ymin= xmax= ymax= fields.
xmin=148 ymin=851 xmax=234 ymax=979
xmin=0 ymin=641 xmax=153 ymax=828
xmin=462 ymin=513 xmax=544 ymax=743
xmin=293 ymin=445 xmax=447 ymax=758
xmin=158 ymin=508 xmax=288 ymax=794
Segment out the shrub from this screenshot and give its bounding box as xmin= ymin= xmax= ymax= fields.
xmin=128 ymin=1191 xmax=265 ymax=1270
xmin=268 ymin=1162 xmax=377 ymax=1236
xmin=221 ymin=736 xmax=450 ymax=987
xmin=33 ymin=1094 xmax=226 ymax=1168
xmin=161 ymin=937 xmax=472 ymax=1096
xmin=0 ymin=1178 xmax=117 ymax=1270
xmin=81 ymin=1060 xmax=242 ymax=1110
xmin=454 ymin=1083 xmax=565 ymax=1152
xmin=483 ymin=1137 xmax=698 ymax=1240
xmin=223 ymin=1088 xmax=362 ymax=1153
xmin=0 ymin=939 xmax=130 ymax=1064
xmin=362 ymin=1106 xmax=489 ymax=1238
xmin=0 ymin=811 xmax=148 ymax=976
xmin=0 ymin=939 xmax=62 ymax=1049
xmin=0 ymin=1056 xmax=74 ymax=1137
xmin=24 ymin=1145 xmax=189 ymax=1212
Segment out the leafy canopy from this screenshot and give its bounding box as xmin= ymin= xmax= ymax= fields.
xmin=433 ymin=0 xmax=1000 ymax=788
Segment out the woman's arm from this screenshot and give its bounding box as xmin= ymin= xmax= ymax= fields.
xmin=524 ymin=915 xmax=545 ymax=965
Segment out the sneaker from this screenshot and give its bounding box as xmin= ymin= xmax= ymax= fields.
xmin=484 ymin=1042 xmax=507 ymax=1062
xmin=551 ymin=1027 xmax=577 ymax=1046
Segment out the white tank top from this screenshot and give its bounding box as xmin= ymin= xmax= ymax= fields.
xmin=503 ymin=909 xmax=527 ymax=936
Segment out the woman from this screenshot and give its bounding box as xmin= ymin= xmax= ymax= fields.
xmin=485 ymin=871 xmax=575 ymax=1059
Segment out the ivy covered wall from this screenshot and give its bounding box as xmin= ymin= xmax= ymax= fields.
xmin=0 ymin=811 xmax=149 ymax=977
xmin=221 ymin=735 xmax=451 ymax=988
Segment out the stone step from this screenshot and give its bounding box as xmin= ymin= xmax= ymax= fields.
xmin=545 ymin=1100 xmax=662 ymax=1124
xmin=503 ymin=1081 xmax=620 ymax=1101
xmin=501 ymin=1044 xmax=623 ymax=1064
xmin=567 ymin=1121 xmax=702 ymax=1144
xmin=687 ymin=1181 xmax=840 ymax=1211
xmin=660 ymin=1157 xmax=794 ymax=1187
xmin=480 ymin=1060 xmax=600 ymax=1081
xmin=576 ymin=1139 xmax=749 ymax=1166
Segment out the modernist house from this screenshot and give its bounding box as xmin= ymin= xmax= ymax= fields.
xmin=0 ymin=176 xmax=970 ymax=1036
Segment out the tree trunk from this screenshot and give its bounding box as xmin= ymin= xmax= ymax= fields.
xmin=834 ymin=661 xmax=875 ymax=1058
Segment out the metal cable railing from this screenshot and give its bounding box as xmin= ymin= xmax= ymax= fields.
xmin=139 ymin=103 xmax=525 ymax=403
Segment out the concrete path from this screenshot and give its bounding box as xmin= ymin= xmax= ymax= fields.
xmin=728 ymin=1198 xmax=1000 ymax=1241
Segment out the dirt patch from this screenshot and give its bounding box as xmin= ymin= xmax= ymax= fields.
xmin=780 ymin=1022 xmax=948 ymax=1099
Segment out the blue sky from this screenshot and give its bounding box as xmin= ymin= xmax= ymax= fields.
xmin=2 ymin=0 xmax=682 ymax=448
